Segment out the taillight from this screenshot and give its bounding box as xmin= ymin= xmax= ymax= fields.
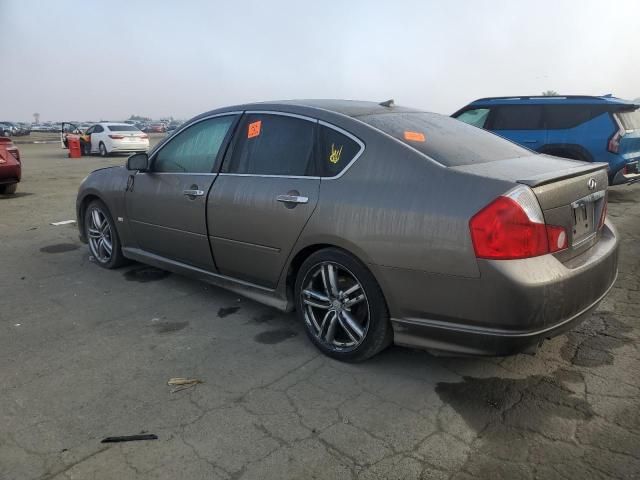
xmin=608 ymin=115 xmax=625 ymax=154
xmin=139 ymin=134 xmax=148 ymax=139
xmin=598 ymin=197 xmax=607 ymax=229
xmin=109 ymin=135 xmax=125 ymax=139
xmin=8 ymin=149 xmax=20 ymax=162
xmin=469 ymin=186 xmax=568 ymax=260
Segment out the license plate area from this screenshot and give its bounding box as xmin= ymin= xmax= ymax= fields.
xmin=570 ymin=191 xmax=604 ymax=246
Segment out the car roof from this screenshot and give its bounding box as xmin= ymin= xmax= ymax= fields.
xmin=466 ymin=95 xmax=637 ymax=106
xmin=199 ymin=99 xmax=425 ymax=120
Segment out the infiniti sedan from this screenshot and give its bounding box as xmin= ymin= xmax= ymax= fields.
xmin=76 ymin=100 xmax=618 ymax=362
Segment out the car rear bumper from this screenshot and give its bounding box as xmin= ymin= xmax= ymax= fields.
xmin=0 ymin=164 xmax=21 ymax=183
xmin=110 ymin=141 xmax=149 ymax=152
xmin=378 ymin=221 xmax=619 ymax=355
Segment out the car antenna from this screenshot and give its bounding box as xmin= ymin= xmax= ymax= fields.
xmin=379 ymin=99 xmax=395 ymax=107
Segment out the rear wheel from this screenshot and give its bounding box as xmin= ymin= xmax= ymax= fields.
xmin=0 ymin=183 xmax=17 ymax=194
xmin=295 ymin=248 xmax=392 ymax=362
xmin=99 ymin=142 xmax=108 ymax=157
xmin=84 ymin=199 xmax=126 ymax=269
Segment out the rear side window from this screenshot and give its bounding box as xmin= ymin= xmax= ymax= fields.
xmin=543 ymin=105 xmax=600 ymax=129
xmin=455 ymin=108 xmax=490 ymax=128
xmin=617 ymin=109 xmax=640 ymax=130
xmin=108 ymin=125 xmax=139 ymax=132
xmin=360 ymin=112 xmax=530 ymax=167
xmin=317 ymin=125 xmax=361 ymax=177
xmin=491 ymin=105 xmax=543 ymax=130
xmin=225 ymin=114 xmax=316 ymax=176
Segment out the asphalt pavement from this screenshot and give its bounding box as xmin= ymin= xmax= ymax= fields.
xmin=1 ymin=142 xmax=639 ymax=480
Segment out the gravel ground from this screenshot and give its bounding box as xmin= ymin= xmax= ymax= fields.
xmin=1 ymin=143 xmax=639 ymax=480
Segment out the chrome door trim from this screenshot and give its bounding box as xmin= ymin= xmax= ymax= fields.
xmin=218 ymin=173 xmax=321 ymax=180
xmin=244 ymin=110 xmax=319 ymax=123
xmin=276 ymin=194 xmax=309 ymax=204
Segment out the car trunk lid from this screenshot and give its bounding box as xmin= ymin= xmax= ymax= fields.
xmin=453 ymin=155 xmax=609 ymax=261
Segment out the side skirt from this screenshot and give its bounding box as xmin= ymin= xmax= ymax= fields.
xmin=122 ymin=247 xmax=290 ymax=311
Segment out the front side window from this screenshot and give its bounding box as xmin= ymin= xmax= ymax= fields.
xmin=455 ymin=108 xmax=490 ymax=128
xmin=94 ymin=125 xmax=104 ymax=133
xmin=153 ymin=116 xmax=236 ymax=173
xmin=491 ymin=105 xmax=543 ymax=130
xmin=317 ymin=125 xmax=361 ymax=177
xmin=225 ymin=114 xmax=316 ymax=176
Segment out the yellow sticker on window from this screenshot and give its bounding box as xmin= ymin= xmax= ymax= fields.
xmin=404 ymin=131 xmax=425 ymax=142
xmin=329 ymin=143 xmax=343 ymax=164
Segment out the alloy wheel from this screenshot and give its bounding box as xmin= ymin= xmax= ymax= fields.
xmin=87 ymin=207 xmax=113 ymax=263
xmin=301 ymin=262 xmax=370 ymax=349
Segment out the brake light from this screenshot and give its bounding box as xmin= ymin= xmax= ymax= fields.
xmin=598 ymin=197 xmax=607 ymax=229
xmin=8 ymin=149 xmax=20 ymax=162
xmin=608 ymin=115 xmax=625 ymax=153
xmin=469 ymin=187 xmax=568 ymax=259
xmin=109 ymin=135 xmax=125 ymax=139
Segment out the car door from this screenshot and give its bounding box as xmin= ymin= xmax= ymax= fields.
xmin=208 ymin=112 xmax=320 ymax=288
xmin=125 ymin=113 xmax=240 ymax=271
xmin=488 ymin=105 xmax=546 ymax=150
xmin=90 ymin=124 xmax=105 ymax=153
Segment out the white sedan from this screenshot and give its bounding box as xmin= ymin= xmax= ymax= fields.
xmin=86 ymin=123 xmax=149 ymax=156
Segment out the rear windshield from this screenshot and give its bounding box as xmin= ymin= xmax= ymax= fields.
xmin=359 ymin=112 xmax=530 ymax=166
xmin=107 ymin=125 xmax=139 ymax=132
xmin=617 ymin=109 xmax=640 ymax=130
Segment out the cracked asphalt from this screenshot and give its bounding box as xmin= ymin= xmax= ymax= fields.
xmin=1 ymin=142 xmax=639 ymax=480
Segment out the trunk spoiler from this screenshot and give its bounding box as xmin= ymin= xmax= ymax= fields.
xmin=516 ymin=162 xmax=609 ymax=188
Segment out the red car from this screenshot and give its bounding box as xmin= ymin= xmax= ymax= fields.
xmin=0 ymin=136 xmax=21 ymax=194
xmin=144 ymin=123 xmax=166 ymax=133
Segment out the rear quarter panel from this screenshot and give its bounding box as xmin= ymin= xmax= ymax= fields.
xmin=292 ymin=124 xmax=515 ymax=280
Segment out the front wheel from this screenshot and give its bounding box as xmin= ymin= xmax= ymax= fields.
xmin=99 ymin=142 xmax=108 ymax=157
xmin=84 ymin=200 xmax=126 ymax=268
xmin=294 ymin=248 xmax=392 ymax=362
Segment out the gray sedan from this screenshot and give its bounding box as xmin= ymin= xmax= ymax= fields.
xmin=76 ymin=100 xmax=618 ymax=361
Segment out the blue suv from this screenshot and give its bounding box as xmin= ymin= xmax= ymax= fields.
xmin=452 ymin=95 xmax=640 ymax=185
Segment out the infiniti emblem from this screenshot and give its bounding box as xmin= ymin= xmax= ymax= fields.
xmin=587 ymin=178 xmax=597 ymax=190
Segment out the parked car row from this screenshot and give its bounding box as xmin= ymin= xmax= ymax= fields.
xmin=0 ymin=122 xmax=31 ymax=136
xmin=77 ymin=98 xmax=622 ymax=362
xmin=61 ymin=122 xmax=149 ymax=156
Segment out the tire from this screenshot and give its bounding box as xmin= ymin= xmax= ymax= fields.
xmin=0 ymin=183 xmax=17 ymax=194
xmin=82 ymin=142 xmax=91 ymax=155
xmin=294 ymin=248 xmax=393 ymax=362
xmin=84 ymin=199 xmax=127 ymax=269
xmin=99 ymin=142 xmax=108 ymax=157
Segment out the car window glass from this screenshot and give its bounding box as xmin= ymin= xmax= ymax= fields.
xmin=543 ymin=105 xmax=597 ymax=129
xmin=94 ymin=125 xmax=104 ymax=133
xmin=225 ymin=114 xmax=316 ymax=176
xmin=491 ymin=105 xmax=543 ymax=130
xmin=153 ymin=116 xmax=235 ymax=173
xmin=86 ymin=126 xmax=95 ymax=134
xmin=618 ymin=109 xmax=640 ymax=130
xmin=318 ymin=125 xmax=361 ymax=177
xmin=455 ymin=108 xmax=490 ymax=128
xmin=360 ymin=112 xmax=530 ymax=167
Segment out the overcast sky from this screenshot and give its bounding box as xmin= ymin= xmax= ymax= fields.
xmin=2 ymin=0 xmax=638 ymax=122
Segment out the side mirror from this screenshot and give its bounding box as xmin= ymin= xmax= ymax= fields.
xmin=127 ymin=152 xmax=149 ymax=171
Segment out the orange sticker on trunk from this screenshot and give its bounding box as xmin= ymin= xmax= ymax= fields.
xmin=404 ymin=131 xmax=425 ymax=142
xmin=247 ymin=120 xmax=262 ymax=139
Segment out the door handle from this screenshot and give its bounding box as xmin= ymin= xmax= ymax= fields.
xmin=183 ymin=189 xmax=205 ymax=197
xmin=276 ymin=194 xmax=309 ymax=204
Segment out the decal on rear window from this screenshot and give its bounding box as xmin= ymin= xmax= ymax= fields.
xmin=329 ymin=143 xmax=343 ymax=164
xmin=404 ymin=131 xmax=425 ymax=142
xmin=247 ymin=120 xmax=262 ymax=139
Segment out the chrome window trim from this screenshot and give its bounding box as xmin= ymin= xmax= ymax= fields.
xmin=218 ymin=173 xmax=321 ymax=180
xmin=244 ymin=110 xmax=318 ymax=123
xmin=148 ymin=111 xmax=243 ymax=173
